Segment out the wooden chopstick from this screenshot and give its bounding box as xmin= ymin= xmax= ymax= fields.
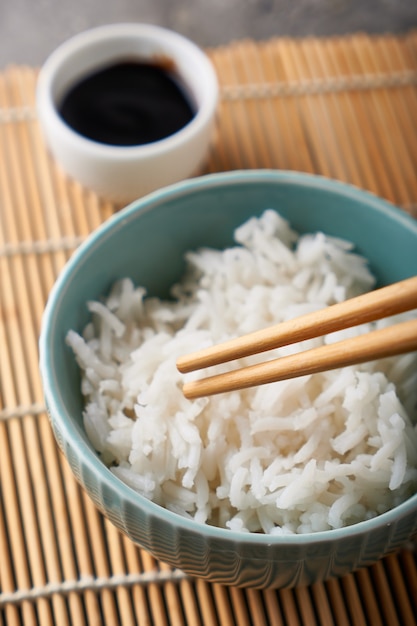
xmin=177 ymin=276 xmax=417 ymax=399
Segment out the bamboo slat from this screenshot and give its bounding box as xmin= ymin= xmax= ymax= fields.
xmin=1 ymin=31 xmax=417 ymax=626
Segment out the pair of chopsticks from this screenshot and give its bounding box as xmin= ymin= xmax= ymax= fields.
xmin=177 ymin=276 xmax=417 ymax=399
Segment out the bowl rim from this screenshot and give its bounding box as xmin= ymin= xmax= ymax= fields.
xmin=39 ymin=169 xmax=417 ymax=546
xmin=36 ymin=22 xmax=219 ymax=160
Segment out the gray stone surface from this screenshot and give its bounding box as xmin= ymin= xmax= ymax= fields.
xmin=1 ymin=0 xmax=417 ymax=69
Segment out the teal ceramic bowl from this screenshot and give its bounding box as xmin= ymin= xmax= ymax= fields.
xmin=39 ymin=170 xmax=417 ymax=588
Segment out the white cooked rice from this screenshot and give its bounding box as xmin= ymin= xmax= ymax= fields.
xmin=67 ymin=210 xmax=417 ymax=534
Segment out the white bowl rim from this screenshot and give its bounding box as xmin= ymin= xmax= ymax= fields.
xmin=39 ymin=169 xmax=417 ymax=547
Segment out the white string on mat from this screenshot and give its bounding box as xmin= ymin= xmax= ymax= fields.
xmin=1 ymin=69 xmax=417 ymax=128
xmin=220 ymin=70 xmax=417 ymax=100
xmin=0 ymin=570 xmax=190 ymax=608
xmin=0 ymin=236 xmax=86 ymax=259
xmin=0 ymin=402 xmax=46 ymax=421
xmin=0 ymin=105 xmax=37 ymax=124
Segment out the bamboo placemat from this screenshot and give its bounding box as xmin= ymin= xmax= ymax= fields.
xmin=1 ymin=31 xmax=417 ymax=625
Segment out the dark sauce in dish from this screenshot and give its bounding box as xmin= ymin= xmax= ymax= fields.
xmin=58 ymin=61 xmax=196 ymax=146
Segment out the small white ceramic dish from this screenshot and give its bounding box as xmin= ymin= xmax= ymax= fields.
xmin=36 ymin=23 xmax=218 ymax=202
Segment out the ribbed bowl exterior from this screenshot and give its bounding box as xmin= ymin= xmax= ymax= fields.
xmin=48 ymin=406 xmax=417 ymax=588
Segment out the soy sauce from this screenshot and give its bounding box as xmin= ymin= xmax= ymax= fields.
xmin=58 ymin=61 xmax=195 ymax=146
